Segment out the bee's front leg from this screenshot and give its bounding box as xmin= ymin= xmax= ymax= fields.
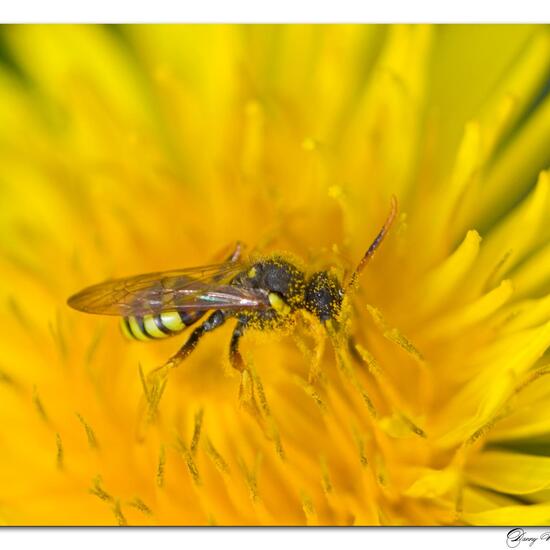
xmin=228 ymin=320 xmax=262 ymax=419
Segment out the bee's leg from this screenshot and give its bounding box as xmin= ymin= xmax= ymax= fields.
xmin=170 ymin=309 xmax=227 ymax=368
xmin=148 ymin=310 xmax=227 ymax=382
xmin=140 ymin=310 xmax=227 ymax=428
xmin=228 ymin=321 xmax=262 ymax=418
xmin=229 ymin=320 xmax=247 ymax=373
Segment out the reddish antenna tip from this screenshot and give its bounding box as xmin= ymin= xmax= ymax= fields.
xmin=347 ymin=195 xmax=398 ymax=290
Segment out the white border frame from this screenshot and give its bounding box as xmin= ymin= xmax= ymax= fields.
xmin=0 ymin=0 xmax=549 ymax=23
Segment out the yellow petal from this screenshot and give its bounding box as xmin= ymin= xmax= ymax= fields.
xmin=421 ymin=279 xmax=513 ymax=339
xmin=468 ymin=171 xmax=550 ymax=297
xmin=445 ymin=28 xmax=550 ymax=246
xmin=429 ymin=25 xmax=539 ymax=173
xmin=404 ymin=467 xmax=460 ymax=499
xmin=416 ymin=230 xmax=481 ymax=317
xmin=475 ymin=94 xmax=550 ymax=233
xmin=496 ymin=293 xmax=550 ymax=335
xmin=463 ymin=503 xmax=550 ymax=526
xmin=434 ymin=322 xmax=550 ymax=447
xmin=378 ymin=413 xmax=426 ymax=439
xmin=490 ymin=367 xmax=550 ymax=441
xmin=467 ymin=450 xmax=550 ymax=494
xmin=512 ymin=241 xmax=550 ymax=300
xmin=477 ymin=29 xmax=550 ymax=162
xmin=6 ymin=25 xmax=152 ymax=126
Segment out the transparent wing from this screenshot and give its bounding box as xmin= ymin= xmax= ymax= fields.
xmin=67 ymin=261 xmax=269 ymax=316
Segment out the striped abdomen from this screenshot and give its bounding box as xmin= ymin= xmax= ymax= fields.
xmin=120 ymin=311 xmax=203 ymax=341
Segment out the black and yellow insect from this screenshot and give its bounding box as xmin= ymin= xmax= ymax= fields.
xmin=67 ymin=197 xmax=397 ymax=375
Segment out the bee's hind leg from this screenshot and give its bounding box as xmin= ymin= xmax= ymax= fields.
xmin=137 ymin=310 xmax=228 ymax=432
xmin=147 ymin=310 xmax=227 ymax=388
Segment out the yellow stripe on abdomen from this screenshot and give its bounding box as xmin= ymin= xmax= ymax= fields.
xmin=160 ymin=311 xmax=185 ymax=332
xmin=120 ymin=312 xmax=188 ymax=341
xmin=120 ymin=317 xmax=134 ymax=340
xmin=143 ymin=315 xmax=169 ymax=338
xmin=127 ymin=316 xmax=151 ymax=341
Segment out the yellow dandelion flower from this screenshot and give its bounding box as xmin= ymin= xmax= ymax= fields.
xmin=1 ymin=24 xmax=550 ymax=526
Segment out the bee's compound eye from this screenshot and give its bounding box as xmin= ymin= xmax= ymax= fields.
xmin=264 ymin=266 xmax=292 ymax=294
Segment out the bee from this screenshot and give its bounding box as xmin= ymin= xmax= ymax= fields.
xmin=68 ymin=197 xmax=397 ymax=379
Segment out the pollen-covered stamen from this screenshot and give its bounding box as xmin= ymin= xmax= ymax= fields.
xmin=291 ymin=310 xmax=329 ymax=385
xmin=55 ymin=433 xmax=64 ymax=470
xmin=239 ymin=453 xmax=262 ymax=503
xmin=175 ymin=436 xmax=201 ymax=486
xmin=0 ymin=367 xmax=21 ymax=391
xmin=112 ymin=500 xmax=128 ymax=526
xmin=156 ymin=445 xmax=166 ymax=489
xmin=76 ymin=413 xmax=99 ymax=449
xmin=128 ymin=497 xmax=153 ymax=516
xmin=292 ymin=374 xmax=327 ymax=413
xmin=204 ymin=437 xmax=230 ymax=476
xmin=48 ymin=311 xmax=68 ymax=361
xmin=249 ymin=365 xmax=284 ymax=459
xmin=319 ymin=456 xmax=333 ymax=496
xmin=32 ymin=386 xmax=49 ymax=424
xmin=352 ymin=427 xmax=369 ymax=468
xmin=190 ymin=408 xmax=204 ymax=456
xmin=355 ymin=343 xmax=427 ymax=438
xmin=300 ymin=491 xmax=317 ymax=525
xmin=366 ymin=305 xmax=426 ymax=364
xmin=326 ymin=321 xmax=377 ymax=419
xmin=89 ymin=476 xmax=113 ymax=502
xmin=138 ymin=363 xmax=149 ymax=403
xmin=365 ymin=304 xmax=432 ymax=411
xmin=145 ymin=374 xmax=168 ymax=423
xmin=238 ymin=368 xmax=264 ymax=428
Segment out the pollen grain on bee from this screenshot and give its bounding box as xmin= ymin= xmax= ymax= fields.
xmin=175 ymin=436 xmax=201 ymax=486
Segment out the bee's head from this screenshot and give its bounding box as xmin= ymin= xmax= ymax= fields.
xmin=304 ymin=271 xmax=344 ymax=322
xmin=304 ymin=195 xmax=397 ymax=323
xmin=246 ymin=258 xmax=306 ymax=309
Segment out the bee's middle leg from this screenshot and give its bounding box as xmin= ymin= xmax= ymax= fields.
xmin=229 ymin=320 xmax=247 ymax=373
xmin=148 ymin=309 xmax=227 ymax=382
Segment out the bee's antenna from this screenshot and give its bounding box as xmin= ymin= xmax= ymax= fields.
xmin=346 ymin=195 xmax=398 ymax=291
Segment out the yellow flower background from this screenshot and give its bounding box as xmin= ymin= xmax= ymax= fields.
xmin=1 ymin=24 xmax=550 ymax=526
